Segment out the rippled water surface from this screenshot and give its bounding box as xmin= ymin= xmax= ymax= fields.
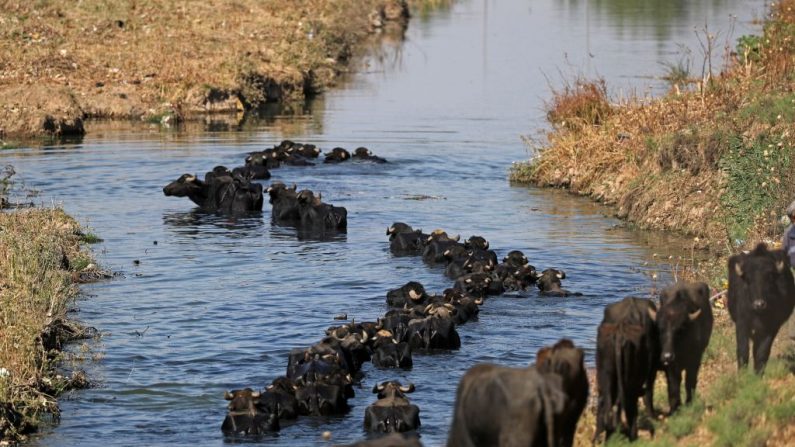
xmin=4 ymin=0 xmax=763 ymax=445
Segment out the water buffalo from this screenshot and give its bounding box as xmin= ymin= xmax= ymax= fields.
xmin=447 ymin=359 xmax=574 ymax=446
xmin=353 ymin=147 xmax=388 ymax=163
xmin=387 ymin=282 xmax=428 ymax=307
xmin=388 ymin=223 xmax=428 ymax=255
xmin=262 ymin=377 xmax=299 ymax=420
xmin=503 ymin=250 xmax=529 ymax=267
xmin=463 ymin=235 xmax=489 ymax=251
xmin=232 ymin=163 xmax=271 ymax=180
xmin=221 ymin=388 xmax=279 ymax=435
xmin=364 ymin=381 xmax=420 ymax=433
xmin=295 ymin=381 xmax=349 ymax=416
xmin=595 ymin=297 xmax=658 ymax=442
xmin=163 ymin=167 xmax=264 ymax=214
xmin=652 ymin=282 xmax=713 ymax=413
xmin=246 ymin=150 xmax=281 ymax=169
xmin=728 ymin=243 xmax=795 ymax=373
xmin=441 ymin=288 xmax=482 ymax=324
xmin=422 ymin=236 xmax=462 ymax=264
xmin=287 ymin=143 xmax=322 ymax=159
xmin=371 ymin=329 xmax=413 ymax=369
xmin=405 ymin=310 xmax=460 ymax=350
xmin=453 ymin=272 xmax=493 ymax=298
xmin=324 ymin=147 xmax=351 ymax=163
xmin=296 ymin=190 xmax=348 ymax=231
xmin=537 ymin=268 xmax=581 ymax=297
xmin=267 ymin=182 xmax=300 ymax=223
xmin=534 ymin=339 xmax=589 ymax=447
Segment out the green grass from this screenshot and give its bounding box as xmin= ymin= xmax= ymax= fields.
xmin=718 ymin=133 xmax=791 ymax=244
xmin=738 ymin=92 xmax=795 ymax=126
xmin=78 ymin=232 xmax=104 ymax=244
xmin=706 ymin=369 xmax=771 ymax=447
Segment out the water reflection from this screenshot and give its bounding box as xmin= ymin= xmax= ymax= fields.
xmin=162 ymin=211 xmax=265 ymax=239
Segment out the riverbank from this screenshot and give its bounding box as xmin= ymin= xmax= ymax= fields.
xmin=511 ymin=0 xmax=795 ymax=251
xmin=0 ymin=0 xmax=438 ymax=140
xmin=0 ymin=208 xmax=102 ymax=443
xmin=511 ymin=0 xmax=795 ymax=444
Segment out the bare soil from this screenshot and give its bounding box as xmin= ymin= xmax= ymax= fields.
xmin=0 ymin=0 xmax=417 ymax=139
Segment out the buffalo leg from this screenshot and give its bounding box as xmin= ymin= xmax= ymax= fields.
xmin=752 ymin=331 xmax=777 ymax=374
xmin=643 ymin=368 xmax=657 ymax=418
xmin=665 ymin=367 xmax=682 ymax=414
xmin=624 ymin=396 xmax=640 ymax=441
xmin=735 ymin=322 xmax=751 ymax=370
xmin=684 ymin=364 xmax=700 ymax=404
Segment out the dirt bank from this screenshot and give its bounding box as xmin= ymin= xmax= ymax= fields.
xmin=511 ymin=0 xmax=795 ymax=252
xmin=0 ymin=0 xmax=430 ymax=139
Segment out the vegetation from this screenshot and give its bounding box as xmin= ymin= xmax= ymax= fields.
xmin=0 ymin=208 xmax=100 ymax=442
xmin=512 ymin=0 xmax=795 ymax=250
xmin=0 ymin=0 xmax=440 ymax=138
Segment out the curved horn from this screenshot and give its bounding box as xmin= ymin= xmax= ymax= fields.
xmin=387 ymin=226 xmax=394 ymax=235
xmin=688 ymin=309 xmax=702 ymax=321
xmin=453 ymin=234 xmax=461 ymax=242
xmin=484 ymin=241 xmax=489 ymax=249
xmin=474 ymin=297 xmax=484 ymax=305
xmin=373 ymin=383 xmax=384 ymax=393
xmin=424 ymin=304 xmax=435 ymax=315
xmin=409 ymin=289 xmax=422 ymax=300
xmin=224 ymin=391 xmax=234 ymax=400
xmin=444 ymin=303 xmax=455 ymax=310
xmin=465 ymin=278 xmax=472 ymax=283
xmin=399 ymin=383 xmax=415 ymax=393
xmin=251 ymin=391 xmax=261 ymax=398
xmin=776 ymin=260 xmax=786 ymax=273
xmin=556 ymin=272 xmax=564 ymax=279
xmin=647 ymin=306 xmax=657 ymax=322
xmin=360 ymin=330 xmax=368 ymax=343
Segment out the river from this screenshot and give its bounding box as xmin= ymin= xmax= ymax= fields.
xmin=3 ymin=0 xmax=763 ymax=445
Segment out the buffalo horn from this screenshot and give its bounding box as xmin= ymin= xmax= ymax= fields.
xmin=776 ymin=260 xmax=786 ymax=273
xmin=444 ymin=249 xmax=451 ymax=257
xmin=556 ymin=272 xmax=563 ymax=279
xmin=224 ymin=391 xmax=234 ymax=400
xmin=688 ymin=309 xmax=702 ymax=321
xmin=399 ymin=383 xmax=416 ymax=393
xmin=734 ymin=262 xmax=744 ymax=277
xmin=465 ymin=278 xmax=472 ymax=283
xmin=360 ymin=331 xmax=369 ymax=343
xmin=251 ymin=391 xmax=260 ymax=398
xmin=409 ymin=289 xmax=422 ymax=300
xmin=453 ymin=234 xmax=461 ymax=242
xmin=387 ymin=226 xmax=394 ymax=235
xmin=444 ymin=303 xmax=455 ymax=310
xmin=474 ymin=297 xmax=484 ymax=305
xmin=647 ymin=306 xmax=657 ymax=321
xmin=424 ymin=304 xmax=435 ymax=315
xmin=185 ymin=174 xmax=197 ymax=182
xmin=376 ymin=329 xmax=393 ymax=338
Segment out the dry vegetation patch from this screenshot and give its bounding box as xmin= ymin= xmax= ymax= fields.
xmin=0 ymin=208 xmax=100 ymax=442
xmin=0 ymin=0 xmax=431 ymax=138
xmin=512 ymin=0 xmax=795 ymax=249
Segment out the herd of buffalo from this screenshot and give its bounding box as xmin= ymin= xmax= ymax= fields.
xmin=162 ymin=141 xmax=795 ymax=446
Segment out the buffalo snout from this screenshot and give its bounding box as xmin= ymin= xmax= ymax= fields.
xmin=661 ymin=352 xmax=675 ymax=364
xmin=752 ymin=299 xmax=767 ymax=311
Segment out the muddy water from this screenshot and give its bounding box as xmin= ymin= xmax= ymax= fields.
xmin=4 ymin=0 xmax=762 ymax=445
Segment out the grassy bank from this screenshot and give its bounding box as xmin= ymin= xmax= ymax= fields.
xmin=511 ymin=0 xmax=795 ymax=250
xmin=0 ymin=0 xmax=446 ymax=139
xmin=0 ymin=208 xmax=101 ymax=442
xmin=511 ymin=0 xmax=795 ymax=444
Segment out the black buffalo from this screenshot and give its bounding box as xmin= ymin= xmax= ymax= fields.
xmin=295 ymin=382 xmax=349 ymax=416
xmin=266 ymin=182 xmax=300 ymax=223
xmin=595 ymin=297 xmax=658 ymax=442
xmin=453 ymin=272 xmax=493 ymax=298
xmin=353 ymin=147 xmax=388 ymax=163
xmin=535 ymin=339 xmax=589 ymax=447
xmin=262 ymin=377 xmax=299 ymax=420
xmin=728 ymin=243 xmax=795 ymax=373
xmin=387 ymin=281 xmax=428 ymax=307
xmin=163 ymin=167 xmax=263 ymax=214
xmin=652 ymin=282 xmax=713 ymax=413
xmin=405 ymin=310 xmax=460 ymax=350
xmin=232 ymin=163 xmax=271 ymax=180
xmin=371 ymin=329 xmax=413 ymax=369
xmin=324 ymin=147 xmax=351 ymax=163
xmin=221 ymin=388 xmax=279 ymax=435
xmin=447 ymin=342 xmax=586 ymax=447
xmin=340 ymin=433 xmax=423 ymax=447
xmin=296 ymin=190 xmax=347 ymax=231
xmin=537 ymin=268 xmax=581 ymax=297
xmin=364 ymin=381 xmax=420 ymax=433
xmin=388 ymin=223 xmax=428 ymax=255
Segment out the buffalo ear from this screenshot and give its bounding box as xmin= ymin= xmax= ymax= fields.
xmin=776 ymin=259 xmax=786 ymax=273
xmin=647 ymin=306 xmax=657 ymax=322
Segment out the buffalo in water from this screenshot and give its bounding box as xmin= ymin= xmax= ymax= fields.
xmin=221 ymin=388 xmax=279 ymax=435
xmin=728 ymin=243 xmax=795 ymax=373
xmin=163 ymin=166 xmax=263 ymax=214
xmin=364 ymin=381 xmax=420 ymax=433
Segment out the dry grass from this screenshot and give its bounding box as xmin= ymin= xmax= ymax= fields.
xmin=512 ymin=0 xmax=795 ymax=250
xmin=0 ymin=208 xmax=99 ymax=442
xmin=0 ymin=0 xmax=430 ymax=137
